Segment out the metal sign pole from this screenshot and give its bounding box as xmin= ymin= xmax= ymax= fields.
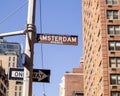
xmin=22 ymin=0 xmax=36 ymax=96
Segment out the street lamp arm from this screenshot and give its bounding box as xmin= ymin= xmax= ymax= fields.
xmin=0 ymin=30 xmax=25 ymax=37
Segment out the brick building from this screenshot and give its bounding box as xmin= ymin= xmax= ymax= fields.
xmin=59 ymin=63 xmax=84 ymax=96
xmin=82 ymin=0 xmax=120 ymax=96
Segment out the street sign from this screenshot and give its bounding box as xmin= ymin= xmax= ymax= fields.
xmin=9 ymin=68 xmax=50 ymax=83
xmin=33 ymin=69 xmax=50 ymax=82
xmin=36 ymin=33 xmax=78 ymax=45
xmin=9 ymin=68 xmax=24 ymax=80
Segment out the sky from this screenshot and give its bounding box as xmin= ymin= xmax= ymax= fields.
xmin=0 ymin=0 xmax=82 ymax=96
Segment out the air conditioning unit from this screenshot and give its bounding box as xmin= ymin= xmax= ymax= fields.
xmin=111 ymin=68 xmax=116 ymax=71
xmin=111 ymin=85 xmax=117 ymax=89
xmin=107 ymin=4 xmax=112 ymax=7
xmin=108 ymin=19 xmax=113 ymax=22
xmin=110 ymin=51 xmax=115 ymax=54
xmin=109 ymin=34 xmax=114 ymax=37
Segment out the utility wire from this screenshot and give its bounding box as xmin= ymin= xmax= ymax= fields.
xmin=0 ymin=0 xmax=27 ymax=25
xmin=39 ymin=0 xmax=44 ymax=69
xmin=39 ymin=0 xmax=46 ymax=96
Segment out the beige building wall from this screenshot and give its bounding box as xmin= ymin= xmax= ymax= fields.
xmin=0 ymin=54 xmax=23 ymax=96
xmin=0 ymin=55 xmax=17 ymax=73
xmin=82 ymin=0 xmax=120 ymax=96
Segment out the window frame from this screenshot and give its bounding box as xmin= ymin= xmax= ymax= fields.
xmin=107 ymin=10 xmax=119 ymax=20
xmin=108 ymin=25 xmax=120 ymax=35
xmin=110 ymin=74 xmax=120 ymax=85
xmin=111 ymin=91 xmax=120 ymax=96
xmin=109 ymin=41 xmax=120 ymax=51
xmin=109 ymin=57 xmax=120 ymax=68
xmin=106 ymin=0 xmax=118 ymax=5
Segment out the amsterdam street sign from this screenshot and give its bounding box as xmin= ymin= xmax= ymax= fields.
xmin=36 ymin=33 xmax=78 ymax=45
xmin=9 ymin=68 xmax=50 ymax=83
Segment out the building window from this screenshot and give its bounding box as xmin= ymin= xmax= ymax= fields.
xmin=106 ymin=0 xmax=118 ymax=5
xmin=19 ymin=92 xmax=22 ymax=96
xmin=19 ymin=86 xmax=22 ymax=91
xmin=99 ymin=62 xmax=102 ymax=72
xmin=111 ymin=91 xmax=120 ymax=96
xmin=8 ymin=63 xmax=10 ymax=67
xmin=13 ymin=57 xmax=15 ymax=61
xmin=108 ymin=25 xmax=120 ymax=35
xmin=15 ymin=92 xmax=17 ymax=96
xmin=109 ymin=57 xmax=120 ymax=68
xmin=107 ymin=10 xmax=119 ymax=20
xmin=16 ymin=81 xmax=23 ymax=85
xmin=110 ymin=74 xmax=120 ymax=85
xmin=9 ymin=57 xmax=11 ymax=61
xmin=99 ymin=77 xmax=102 ymax=89
xmin=15 ymin=86 xmax=17 ymax=90
xmin=12 ymin=63 xmax=15 ymax=67
xmin=109 ymin=41 xmax=120 ymax=51
xmin=116 ymin=42 xmax=120 ymax=50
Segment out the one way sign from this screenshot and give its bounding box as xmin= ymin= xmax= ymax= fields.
xmin=32 ymin=69 xmax=50 ymax=82
xmin=9 ymin=68 xmax=50 ymax=83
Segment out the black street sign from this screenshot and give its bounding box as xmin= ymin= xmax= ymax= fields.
xmin=32 ymin=69 xmax=50 ymax=83
xmin=36 ymin=33 xmax=78 ymax=45
xmin=9 ymin=68 xmax=50 ymax=83
xmin=9 ymin=68 xmax=24 ymax=80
